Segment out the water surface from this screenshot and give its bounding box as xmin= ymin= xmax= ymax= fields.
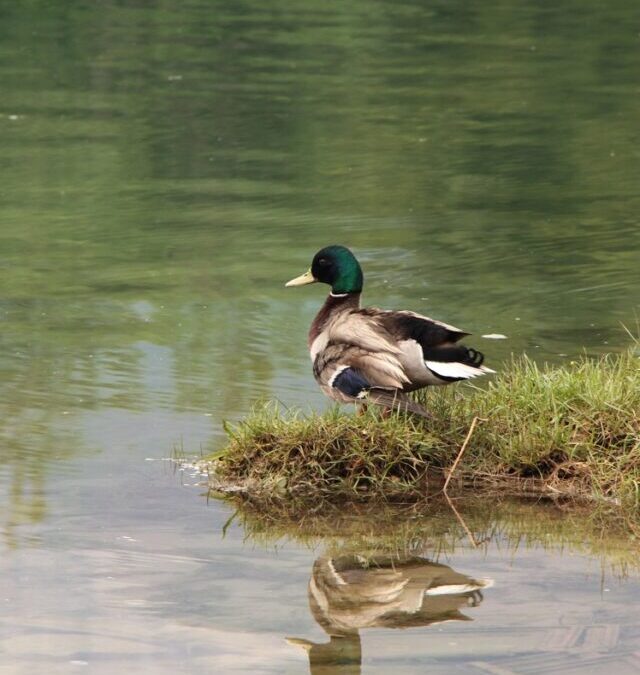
xmin=1 ymin=1 xmax=639 ymax=673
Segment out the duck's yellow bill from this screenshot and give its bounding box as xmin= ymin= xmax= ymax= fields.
xmin=285 ymin=269 xmax=316 ymax=287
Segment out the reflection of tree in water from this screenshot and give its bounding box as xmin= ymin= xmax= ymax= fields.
xmin=0 ymin=358 xmax=81 ymax=548
xmin=0 ymin=293 xmax=279 ymax=548
xmin=288 ymin=551 xmax=492 ymax=674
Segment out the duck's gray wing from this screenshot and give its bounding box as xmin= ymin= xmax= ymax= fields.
xmin=313 ymin=342 xmax=430 ymax=417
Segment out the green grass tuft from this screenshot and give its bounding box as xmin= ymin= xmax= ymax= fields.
xmin=207 ymin=349 xmax=640 ymax=507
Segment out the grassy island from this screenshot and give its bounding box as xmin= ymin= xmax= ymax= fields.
xmin=205 ymin=349 xmax=640 ymax=508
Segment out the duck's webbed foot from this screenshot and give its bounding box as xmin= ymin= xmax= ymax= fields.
xmin=355 ymin=402 xmax=368 ymax=416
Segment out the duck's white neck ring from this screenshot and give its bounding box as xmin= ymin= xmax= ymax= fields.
xmin=330 ymin=292 xmax=349 ymax=298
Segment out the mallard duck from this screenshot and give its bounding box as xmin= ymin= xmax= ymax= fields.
xmin=286 ymin=551 xmax=492 ymax=669
xmin=305 ymin=552 xmax=492 ymax=633
xmin=285 ymin=245 xmax=494 ymax=417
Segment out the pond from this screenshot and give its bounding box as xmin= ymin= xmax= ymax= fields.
xmin=0 ymin=1 xmax=639 ymax=673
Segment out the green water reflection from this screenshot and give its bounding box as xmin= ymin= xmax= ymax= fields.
xmin=2 ymin=0 xmax=640 ymax=527
xmin=1 ymin=0 xmax=640 ymax=670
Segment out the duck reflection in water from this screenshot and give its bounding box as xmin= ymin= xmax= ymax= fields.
xmin=287 ymin=552 xmax=493 ymax=674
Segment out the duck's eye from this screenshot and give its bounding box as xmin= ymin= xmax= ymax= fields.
xmin=317 ymin=257 xmax=329 ymax=266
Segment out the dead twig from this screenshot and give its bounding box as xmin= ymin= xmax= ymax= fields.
xmin=443 ymin=416 xmax=486 ymax=495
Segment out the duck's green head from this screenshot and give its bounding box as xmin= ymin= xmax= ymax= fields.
xmin=285 ymin=245 xmax=363 ymax=295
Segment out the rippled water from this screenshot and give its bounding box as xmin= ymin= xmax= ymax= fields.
xmin=1 ymin=1 xmax=639 ymax=673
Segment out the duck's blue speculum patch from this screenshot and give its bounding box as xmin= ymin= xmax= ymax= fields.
xmin=332 ymin=367 xmax=371 ymax=398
